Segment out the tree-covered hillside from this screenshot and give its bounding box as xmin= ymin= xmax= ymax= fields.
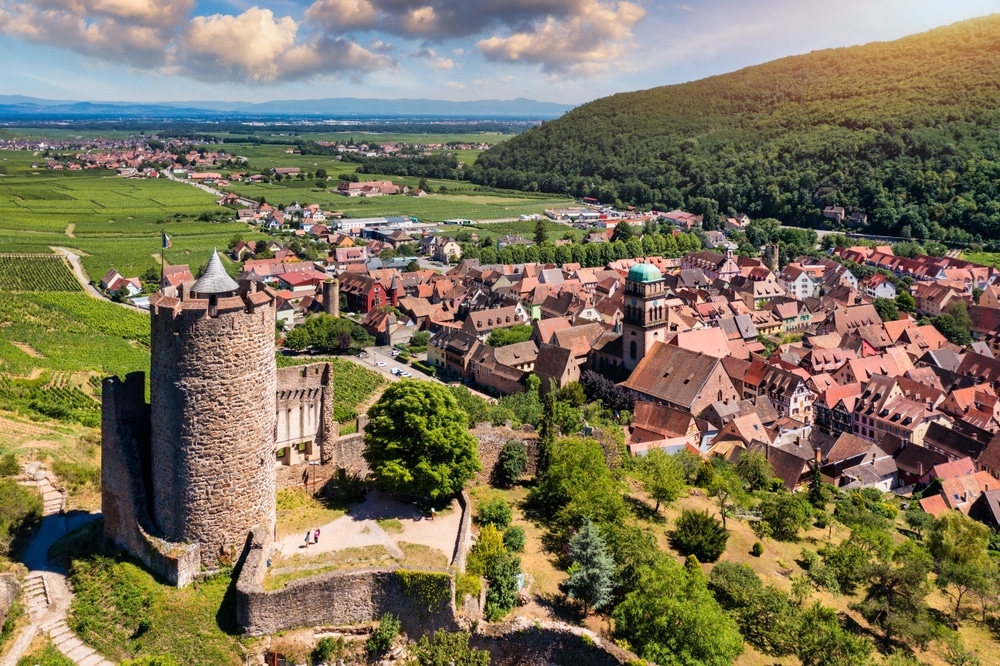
xmin=467 ymin=15 xmax=1000 ymax=243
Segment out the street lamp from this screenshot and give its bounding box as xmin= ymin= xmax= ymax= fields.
xmin=308 ymin=460 xmax=321 ymax=495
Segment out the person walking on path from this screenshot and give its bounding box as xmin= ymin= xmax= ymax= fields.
xmin=304 ymin=531 xmax=311 ymax=547
xmin=313 ymin=528 xmax=320 ymax=544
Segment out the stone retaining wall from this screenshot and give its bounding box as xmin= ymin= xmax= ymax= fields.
xmin=453 ymin=491 xmax=473 ymax=571
xmin=472 ymin=617 xmax=637 ymax=666
xmin=234 ymin=528 xmax=458 ymax=636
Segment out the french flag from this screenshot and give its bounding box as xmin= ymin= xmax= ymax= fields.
xmin=162 ymin=232 xmax=172 ymax=249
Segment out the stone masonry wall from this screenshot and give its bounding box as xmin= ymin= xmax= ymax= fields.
xmin=472 ymin=424 xmax=538 ymax=485
xmin=101 ymin=372 xmax=201 ymax=586
xmin=471 ymin=617 xmax=637 ymax=666
xmin=149 ymin=285 xmax=276 ymax=566
xmin=235 ymin=528 xmax=457 ymax=636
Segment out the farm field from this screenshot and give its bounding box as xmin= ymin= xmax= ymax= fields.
xmin=0 ymin=254 xmax=81 ymax=292
xmin=0 ymin=153 xmax=253 ymax=277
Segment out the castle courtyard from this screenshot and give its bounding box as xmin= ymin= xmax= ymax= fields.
xmin=267 ymin=490 xmax=463 ymax=586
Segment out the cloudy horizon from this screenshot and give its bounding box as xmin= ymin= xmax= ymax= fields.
xmin=0 ymin=0 xmax=995 ymax=105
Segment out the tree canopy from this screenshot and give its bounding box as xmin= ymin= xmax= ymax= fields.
xmin=467 ymin=15 xmax=1000 ymax=245
xmin=363 ymin=381 xmax=482 ymax=499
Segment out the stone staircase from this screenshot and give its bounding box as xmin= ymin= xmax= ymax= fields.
xmin=40 ymin=618 xmax=114 ymax=666
xmin=17 ymin=463 xmax=115 ymax=666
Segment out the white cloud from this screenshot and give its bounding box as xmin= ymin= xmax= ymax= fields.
xmin=445 ymin=81 xmax=465 ymax=89
xmin=478 ymin=0 xmax=645 ymax=75
xmin=305 ymin=0 xmax=378 ymax=31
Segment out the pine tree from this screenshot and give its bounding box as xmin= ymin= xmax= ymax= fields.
xmin=534 ymin=219 xmax=548 ymax=245
xmin=536 ymin=392 xmax=556 ymax=474
xmin=562 ymin=518 xmax=615 ymax=614
xmin=808 ymin=463 xmax=825 ymax=508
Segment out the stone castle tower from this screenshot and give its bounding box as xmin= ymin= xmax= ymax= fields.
xmin=149 ymin=251 xmax=277 ymax=563
xmin=103 ymin=251 xmax=286 ymax=585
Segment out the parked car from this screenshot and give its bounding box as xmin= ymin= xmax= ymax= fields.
xmin=400 ymin=372 xmax=413 ymax=378
xmin=391 ymin=368 xmax=402 ymax=376
xmin=375 ymin=361 xmax=386 ymax=367
xmin=357 ymin=351 xmax=367 ymax=358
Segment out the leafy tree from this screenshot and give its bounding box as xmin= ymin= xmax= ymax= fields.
xmin=929 ymin=511 xmax=993 ymax=626
xmin=315 ymin=168 xmax=328 ymax=180
xmin=600 ymin=522 xmax=662 ymax=600
xmin=796 ymin=602 xmax=874 ymax=666
xmin=851 ymin=540 xmax=934 ymax=650
xmin=708 ymin=562 xmax=799 ymax=656
xmin=637 ymin=449 xmax=685 ymax=512
xmin=708 ymin=466 xmax=745 ymax=530
xmin=668 ymin=509 xmax=729 ymax=562
xmin=758 ymin=491 xmax=812 ymax=541
xmin=410 ymin=331 xmax=431 ymax=347
xmin=495 ymin=439 xmax=528 ymax=487
xmin=407 ymin=630 xmax=490 ymax=666
xmin=904 ymin=506 xmax=934 ymax=538
xmin=283 ymin=314 xmax=373 ymax=353
xmin=895 ymin=290 xmax=916 ymax=313
xmin=528 ymin=436 xmax=627 ymax=533
xmin=486 ymin=324 xmax=533 ymax=347
xmin=873 ymin=297 xmax=899 ymax=322
xmin=735 ymin=451 xmax=774 ymax=492
xmin=612 ymin=557 xmax=743 ymax=666
xmin=484 ymin=548 xmax=521 ymax=620
xmin=363 ymin=381 xmax=482 ymax=499
xmin=561 ymin=518 xmax=615 ymax=614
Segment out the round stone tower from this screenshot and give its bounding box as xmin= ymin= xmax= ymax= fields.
xmin=149 ymin=251 xmax=276 ymax=565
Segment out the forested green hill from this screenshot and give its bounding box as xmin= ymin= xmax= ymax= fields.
xmin=467 ymin=15 xmax=1000 ymax=243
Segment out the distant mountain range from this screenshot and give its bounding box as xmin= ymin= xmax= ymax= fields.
xmin=0 ymin=96 xmax=575 ymax=119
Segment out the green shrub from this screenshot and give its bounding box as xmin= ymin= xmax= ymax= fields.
xmin=455 ymin=571 xmax=482 ymax=603
xmin=409 ymin=630 xmax=490 ymax=666
xmin=668 ymin=509 xmax=729 ymax=562
xmin=475 ymin=498 xmax=512 ymax=529
xmin=120 ymin=657 xmax=180 ymax=666
xmin=311 ymin=636 xmax=348 ymax=665
xmin=366 ymin=613 xmax=400 ymax=657
xmin=503 ymin=525 xmax=525 ymax=553
xmin=51 ymin=459 xmax=100 ymax=491
xmin=751 ymin=541 xmax=763 ymax=557
xmin=0 ymin=453 xmax=19 ymax=477
xmin=495 ymin=440 xmax=528 ymax=488
xmin=484 ymin=550 xmax=521 ymax=621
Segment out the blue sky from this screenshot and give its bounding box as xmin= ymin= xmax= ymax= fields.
xmin=0 ymin=0 xmax=995 ymax=105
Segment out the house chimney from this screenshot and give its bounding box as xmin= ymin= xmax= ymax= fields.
xmin=917 ymin=461 xmax=924 ymax=478
xmin=796 ymin=436 xmax=802 ymax=447
xmin=813 ymin=446 xmax=822 ymax=465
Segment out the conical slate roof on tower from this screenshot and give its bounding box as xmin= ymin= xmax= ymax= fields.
xmin=191 ymin=250 xmax=239 ymax=296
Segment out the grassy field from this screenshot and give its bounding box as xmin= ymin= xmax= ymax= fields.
xmin=58 ymin=522 xmax=249 ymax=665
xmin=961 ymin=251 xmax=1000 ymax=268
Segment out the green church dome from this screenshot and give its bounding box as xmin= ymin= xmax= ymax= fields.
xmin=628 ymin=262 xmax=663 ymax=283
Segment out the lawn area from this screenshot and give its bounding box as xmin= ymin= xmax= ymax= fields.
xmin=263 ymin=542 xmax=449 ymax=591
xmin=275 ymin=487 xmax=349 ymax=539
xmin=56 ymin=521 xmax=251 ymax=666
